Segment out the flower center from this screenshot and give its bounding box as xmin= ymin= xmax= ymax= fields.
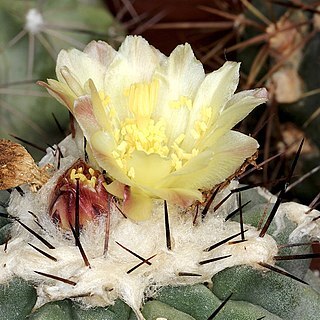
xmin=100 ymin=81 xmax=201 ymax=177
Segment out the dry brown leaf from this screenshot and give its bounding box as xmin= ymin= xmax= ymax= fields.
xmin=0 ymin=139 xmax=48 ymax=190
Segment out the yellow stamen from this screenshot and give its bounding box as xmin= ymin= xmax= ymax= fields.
xmin=128 ymin=80 xmax=159 ymax=118
xmin=170 ymin=96 xmax=193 ymax=110
xmin=192 ymin=106 xmax=213 ymax=139
xmin=98 ymin=91 xmax=111 ymax=107
xmin=128 ymin=167 xmax=135 ymax=179
xmin=69 ymin=167 xmax=98 ymax=188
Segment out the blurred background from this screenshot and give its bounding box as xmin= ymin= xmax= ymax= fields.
xmin=0 ymin=0 xmax=319 ymax=265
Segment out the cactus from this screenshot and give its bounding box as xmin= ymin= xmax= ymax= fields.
xmin=0 ymin=35 xmax=320 ymax=320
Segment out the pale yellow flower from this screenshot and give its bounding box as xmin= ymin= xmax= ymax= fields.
xmin=42 ymin=36 xmax=268 ymax=220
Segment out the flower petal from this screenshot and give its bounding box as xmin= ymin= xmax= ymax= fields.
xmin=122 ymin=187 xmax=153 ymax=220
xmin=60 ymin=66 xmax=85 ymax=96
xmin=201 ymin=88 xmax=268 ymax=148
xmin=90 ymin=130 xmax=132 ymax=185
xmin=127 ymin=151 xmax=172 ymax=187
xmin=153 ymin=187 xmax=203 ymax=207
xmin=83 ymin=40 xmax=116 ymax=67
xmin=56 ymin=47 xmax=106 ymax=92
xmin=163 ymin=131 xmax=258 ymax=190
xmin=104 ymin=180 xmax=125 ymax=199
xmin=117 ymin=35 xmax=165 ymax=82
xmin=73 ymin=95 xmax=100 ymax=137
xmin=88 ymin=80 xmax=112 ymax=131
xmin=183 ymin=62 xmax=240 ymax=147
xmin=73 ymin=96 xmax=102 ymax=161
xmin=193 ymin=61 xmax=240 ymax=118
xmin=153 ymin=43 xmax=205 ymax=144
xmin=155 ymin=43 xmax=205 ymax=102
xmin=38 ymin=80 xmax=76 ymax=111
xmin=104 ymin=36 xmax=164 ymax=88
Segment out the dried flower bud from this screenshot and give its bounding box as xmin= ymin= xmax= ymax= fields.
xmin=49 ymin=159 xmax=110 ymax=230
